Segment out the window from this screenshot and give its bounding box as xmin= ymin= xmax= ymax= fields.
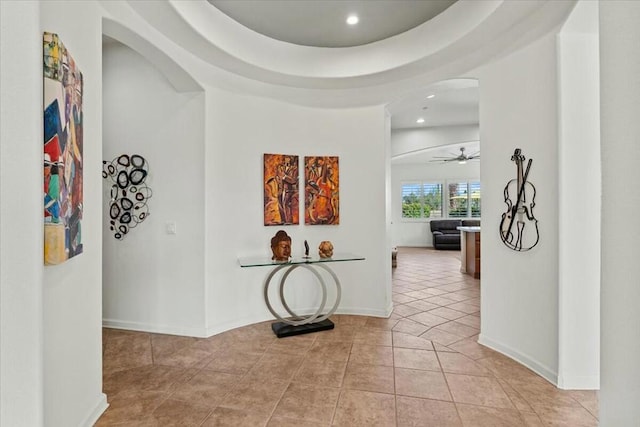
xmin=470 ymin=181 xmax=481 ymax=218
xmin=401 ymin=182 xmax=442 ymax=219
xmin=448 ymin=181 xmax=481 ymax=218
xmin=448 ymin=181 xmax=468 ymax=218
xmin=401 ymin=180 xmax=480 ymax=219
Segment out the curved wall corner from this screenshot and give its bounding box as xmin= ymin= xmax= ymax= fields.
xmin=599 ymin=1 xmax=640 ymax=423
xmin=102 ymin=36 xmax=207 ymax=337
xmin=102 ymin=18 xmax=203 ymax=93
xmin=476 ymin=32 xmax=561 ymax=386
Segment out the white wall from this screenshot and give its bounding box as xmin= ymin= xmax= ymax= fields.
xmin=557 ymin=0 xmax=600 ymax=390
xmin=102 ymin=41 xmax=207 ymax=336
xmin=100 ymin=41 xmax=392 ymax=338
xmin=204 ymin=89 xmax=392 ymax=334
xmin=39 ymin=2 xmax=107 ymax=426
xmin=391 ymin=161 xmax=480 ymax=247
xmin=0 ymin=2 xmax=44 ymax=426
xmin=476 ymin=33 xmax=561 ymax=384
xmin=599 ymin=1 xmax=640 ymax=424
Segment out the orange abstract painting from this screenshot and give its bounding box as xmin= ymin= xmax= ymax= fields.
xmin=264 ymin=154 xmax=299 ymax=226
xmin=304 ymin=156 xmax=339 ymax=225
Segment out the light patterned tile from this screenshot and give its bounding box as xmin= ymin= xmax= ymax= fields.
xmin=396 ymin=396 xmax=462 ymax=427
xmin=404 ymin=290 xmax=433 ymax=299
xmin=456 ymin=404 xmax=526 ymax=427
xmin=202 ymin=407 xmax=269 ymax=427
xmin=421 ymin=328 xmax=464 ymax=347
xmin=293 ymin=359 xmax=347 ymax=388
xmin=532 ymin=404 xmax=598 ymax=427
xmin=272 ymin=383 xmax=340 ymax=424
xmin=407 ymin=312 xmax=449 ymax=328
xmin=392 ymin=319 xmax=430 ymax=336
xmin=96 ymin=248 xmax=602 ymax=426
xmin=365 ymin=316 xmax=400 ymax=331
xmin=333 ymin=389 xmax=396 ymax=426
xmin=393 ymin=347 xmax=441 ymax=371
xmin=220 ymin=376 xmax=289 ymax=415
xmin=428 ymin=307 xmax=468 ymax=321
xmin=433 ymin=321 xmax=479 ymax=338
xmin=424 ymin=296 xmax=459 ymax=306
xmin=454 ymin=314 xmax=481 ymax=329
xmin=350 ymin=344 xmax=394 ymax=366
xmin=405 ymin=300 xmax=440 ymax=312
xmin=395 ymin=367 xmax=452 ymax=401
xmin=353 ymin=328 xmax=393 ymax=346
xmin=393 ymin=304 xmax=424 ymax=318
xmin=151 ymin=398 xmax=212 ymax=426
xmin=343 ymin=362 xmax=395 ymax=394
xmin=445 ymin=373 xmax=514 ymax=409
xmin=392 ymin=293 xmax=417 ymax=304
xmin=392 ymin=332 xmax=434 ymax=350
xmin=437 ymin=352 xmax=491 ymax=376
xmin=445 ymin=302 xmax=481 ymax=314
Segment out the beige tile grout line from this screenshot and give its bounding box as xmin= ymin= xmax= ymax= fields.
xmin=392 ymin=330 xmax=399 ymax=426
xmin=432 ymin=345 xmax=464 ymax=425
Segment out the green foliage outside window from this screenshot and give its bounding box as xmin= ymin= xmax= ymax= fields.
xmin=402 ymin=181 xmax=480 ymax=219
xmin=401 ymin=184 xmax=440 ymax=218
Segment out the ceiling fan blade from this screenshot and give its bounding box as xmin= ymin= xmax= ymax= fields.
xmin=468 ymin=151 xmax=480 ymax=157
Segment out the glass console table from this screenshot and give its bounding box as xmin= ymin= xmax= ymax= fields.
xmin=238 ymin=253 xmax=365 ymax=338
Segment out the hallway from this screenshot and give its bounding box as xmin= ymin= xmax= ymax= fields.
xmin=97 ymin=247 xmax=598 ymax=426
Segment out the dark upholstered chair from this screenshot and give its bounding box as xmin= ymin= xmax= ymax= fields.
xmin=430 ymin=219 xmax=462 ymax=250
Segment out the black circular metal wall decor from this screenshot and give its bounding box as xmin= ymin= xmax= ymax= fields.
xmin=499 ymin=148 xmax=539 ymax=251
xmin=102 ymin=154 xmax=152 ymax=240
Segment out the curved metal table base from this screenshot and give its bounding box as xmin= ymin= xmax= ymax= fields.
xmin=263 ymin=263 xmax=342 ymax=337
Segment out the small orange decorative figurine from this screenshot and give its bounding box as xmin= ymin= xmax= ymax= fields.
xmin=271 ymin=230 xmax=292 ymax=261
xmin=318 ymin=241 xmax=334 ymax=258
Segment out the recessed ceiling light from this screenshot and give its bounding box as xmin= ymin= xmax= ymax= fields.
xmin=427 ymin=94 xmax=436 ymax=99
xmin=416 ymin=118 xmax=425 ymax=124
xmin=346 ymin=15 xmax=359 ymax=25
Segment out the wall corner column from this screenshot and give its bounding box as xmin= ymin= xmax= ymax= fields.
xmin=599 ymin=0 xmax=640 ymax=423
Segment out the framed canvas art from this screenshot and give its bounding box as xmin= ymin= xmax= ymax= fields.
xmin=304 ymin=156 xmax=339 ymax=225
xmin=264 ymin=153 xmax=299 ymax=226
xmin=43 ymin=32 xmax=84 ymax=265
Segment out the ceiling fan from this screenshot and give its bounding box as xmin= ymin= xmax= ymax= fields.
xmin=430 ymin=147 xmax=480 ymax=164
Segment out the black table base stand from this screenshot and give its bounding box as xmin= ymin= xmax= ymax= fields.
xmin=271 ymin=319 xmax=334 ymax=338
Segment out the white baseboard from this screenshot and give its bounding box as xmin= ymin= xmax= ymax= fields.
xmin=102 ymin=318 xmax=209 ymax=338
xmin=81 ymin=393 xmax=108 ymax=427
xmin=205 ymin=314 xmax=273 ymax=337
xmin=557 ymin=374 xmax=600 ymax=390
xmin=478 ymin=333 xmax=559 ymax=386
xmin=106 ymin=307 xmax=393 ymax=340
xmin=336 ymin=305 xmax=393 ymax=318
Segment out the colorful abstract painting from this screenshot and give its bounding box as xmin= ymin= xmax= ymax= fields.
xmin=304 ymin=156 xmax=339 ymax=225
xmin=264 ymin=154 xmax=299 ymax=226
xmin=43 ymin=32 xmax=83 ymax=265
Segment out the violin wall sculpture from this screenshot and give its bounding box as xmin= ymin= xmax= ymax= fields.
xmin=102 ymin=154 xmax=152 ymax=240
xmin=499 ymin=149 xmax=539 ymax=251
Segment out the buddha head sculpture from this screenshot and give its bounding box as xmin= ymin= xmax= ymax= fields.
xmin=270 ymin=230 xmax=292 ymax=261
xmin=318 ymin=241 xmax=334 ymax=259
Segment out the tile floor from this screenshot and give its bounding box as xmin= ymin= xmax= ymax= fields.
xmin=97 ymin=247 xmax=598 ymax=426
